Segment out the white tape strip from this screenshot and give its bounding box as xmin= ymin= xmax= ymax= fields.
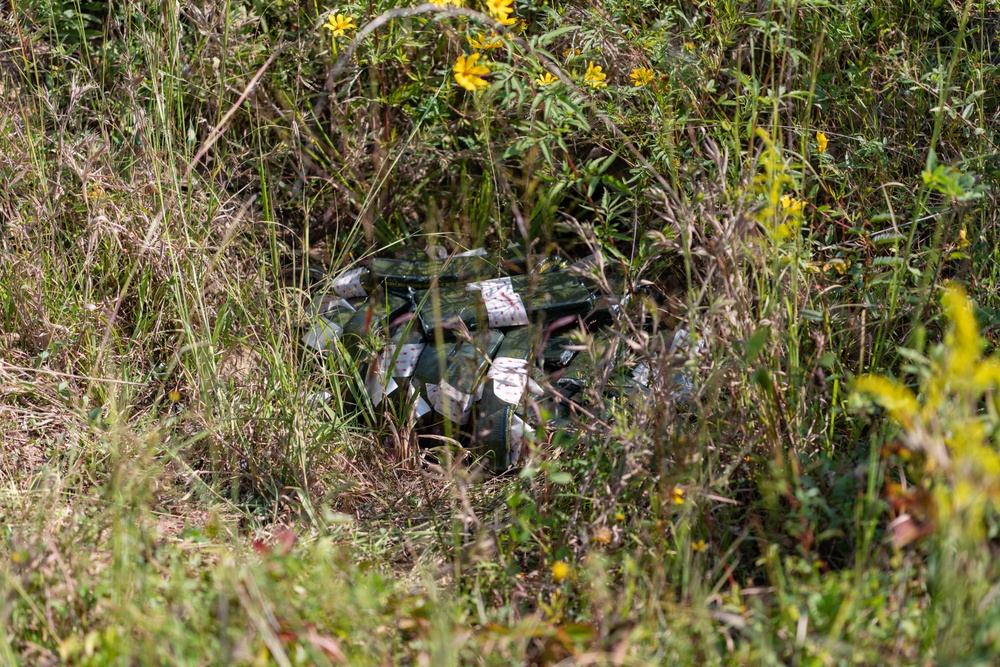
xmin=425 ymin=381 xmax=473 ymax=424
xmin=488 ymin=356 xmax=529 ymax=405
xmin=509 ymin=416 xmax=533 ymax=467
xmin=467 ymin=277 xmax=529 ymax=328
xmin=384 ymin=343 xmax=425 ymax=378
xmin=365 ymin=359 xmax=400 ymax=407
xmin=331 ymin=267 xmax=367 ymax=298
xmin=302 ymin=317 xmax=342 ymax=351
xmin=409 ymin=383 xmax=433 ymax=418
xmin=310 ymin=295 xmax=356 ymax=317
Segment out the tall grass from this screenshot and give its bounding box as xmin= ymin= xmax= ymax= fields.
xmin=2 ymin=0 xmax=1000 ymax=663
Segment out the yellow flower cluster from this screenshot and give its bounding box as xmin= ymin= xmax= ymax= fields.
xmin=468 ymin=33 xmax=503 ymax=50
xmin=629 ymin=66 xmax=654 ymax=87
xmin=780 ymin=194 xmax=804 ymax=215
xmin=751 ymin=129 xmax=807 ymax=241
xmin=431 ymin=0 xmax=464 ymax=5
xmin=452 ymin=0 xmax=518 ymax=91
xmin=583 ymin=61 xmax=606 ymax=88
xmin=486 ymin=0 xmax=516 ymax=26
xmin=854 ymin=285 xmax=1000 ymax=542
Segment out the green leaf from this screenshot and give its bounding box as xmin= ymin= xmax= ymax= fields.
xmin=549 ymin=471 xmax=572 ymax=485
xmin=743 ymin=326 xmax=770 ymax=362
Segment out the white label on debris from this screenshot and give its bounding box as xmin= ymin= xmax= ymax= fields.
xmin=467 ymin=277 xmax=529 ymax=328
xmin=331 ymin=267 xmax=367 ymax=299
xmin=425 ymin=381 xmax=473 ymax=424
xmin=488 ymin=356 xmax=529 ymax=405
xmin=385 ymin=343 xmax=425 ymax=378
xmin=454 ymin=248 xmax=488 ymax=257
xmin=302 ymin=317 xmax=343 ymax=351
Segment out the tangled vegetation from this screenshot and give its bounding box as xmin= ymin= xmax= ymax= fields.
xmin=2 ymin=0 xmax=1000 ymax=663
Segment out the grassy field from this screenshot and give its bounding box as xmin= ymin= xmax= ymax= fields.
xmin=3 ymin=0 xmax=1000 ymax=664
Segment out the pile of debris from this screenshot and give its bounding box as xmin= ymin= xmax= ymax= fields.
xmin=298 ymin=249 xmax=699 ymax=472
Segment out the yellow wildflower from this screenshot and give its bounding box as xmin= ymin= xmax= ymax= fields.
xmin=816 ymin=131 xmax=828 ymax=153
xmin=583 ymin=61 xmax=607 ymax=88
xmin=323 ymin=13 xmax=356 ymax=37
xmin=692 ymin=540 xmax=707 ymax=552
xmin=684 ymin=41 xmax=695 ymax=50
xmin=535 ymin=72 xmax=558 ymax=86
xmin=780 ymin=195 xmax=804 ymax=214
xmin=671 ymin=487 xmax=685 ymax=505
xmin=431 ymin=0 xmax=463 ymax=6
xmin=486 ymin=0 xmax=516 ymax=26
xmin=168 ymin=389 xmax=181 ymax=402
xmin=453 ymin=53 xmax=490 ymax=91
xmin=468 ymin=33 xmax=503 ymax=50
xmin=551 ymin=560 xmax=570 ymax=582
xmin=958 ymin=228 xmax=970 ymax=249
xmin=563 ymin=47 xmax=581 ymax=58
xmin=629 ymin=66 xmax=654 ymax=87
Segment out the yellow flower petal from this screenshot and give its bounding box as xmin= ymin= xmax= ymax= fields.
xmin=816 ymin=131 xmax=828 ymax=153
xmin=535 ymin=72 xmax=558 ymax=86
xmin=853 ymin=375 xmax=919 ymax=427
xmin=486 ymin=0 xmax=515 ymax=23
xmin=468 ymin=33 xmax=503 ymax=50
xmin=453 ymin=53 xmax=490 ymax=91
xmin=323 ymin=13 xmax=356 ymax=37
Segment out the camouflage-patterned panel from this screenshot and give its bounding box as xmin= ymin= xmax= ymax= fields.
xmin=516 ymin=272 xmax=596 ymax=321
xmin=476 ymin=326 xmax=539 ymax=417
xmin=541 ymin=334 xmax=578 ymax=369
xmin=360 ymin=321 xmax=430 ymax=409
xmin=412 ymin=330 xmax=504 ymax=425
xmin=340 ymin=294 xmax=410 ymax=349
xmin=475 ymin=405 xmax=516 ymax=471
xmin=473 ymin=327 xmax=544 ymax=471
xmin=370 ymin=255 xmax=510 ymax=289
xmin=300 ymin=300 xmax=361 ymax=352
xmin=412 ymin=272 xmax=595 ymax=337
xmin=445 ymin=330 xmax=505 ymax=395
